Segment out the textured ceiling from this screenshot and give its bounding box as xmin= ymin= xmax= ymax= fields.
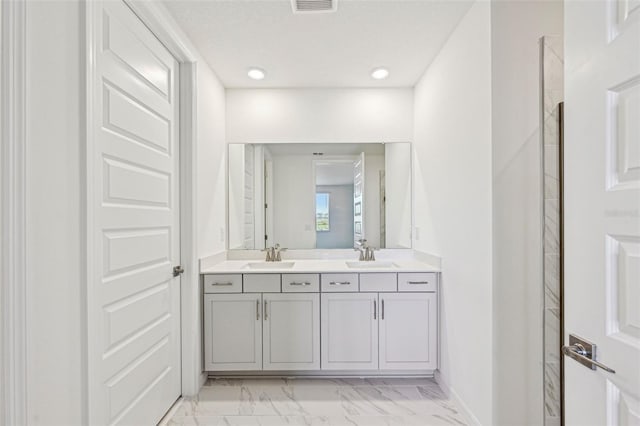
xmin=162 ymin=0 xmax=473 ymax=88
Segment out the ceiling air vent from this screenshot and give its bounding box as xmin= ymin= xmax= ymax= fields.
xmin=291 ymin=0 xmax=337 ymax=13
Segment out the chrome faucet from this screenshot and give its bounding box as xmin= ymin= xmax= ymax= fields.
xmin=365 ymin=246 xmax=376 ymax=261
xmin=354 ymin=239 xmax=377 ymax=261
xmin=262 ymin=244 xmax=287 ymax=262
xmin=273 ymin=244 xmax=287 ymax=261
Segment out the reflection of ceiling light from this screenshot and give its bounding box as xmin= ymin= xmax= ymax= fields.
xmin=371 ymin=67 xmax=389 ymax=80
xmin=247 ymin=68 xmax=266 ymax=80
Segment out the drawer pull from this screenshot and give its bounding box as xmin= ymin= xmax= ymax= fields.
xmin=256 ymin=299 xmax=260 ymax=320
xmin=211 ymin=282 xmax=233 ymax=286
xmin=289 ymin=282 xmax=311 ymax=286
xmin=264 ymin=300 xmax=268 ymax=320
xmin=329 ymin=281 xmax=351 ymax=286
xmin=382 ymin=299 xmax=385 ymax=320
xmin=408 ymin=281 xmax=430 ymax=285
xmin=373 ymin=300 xmax=377 ymax=320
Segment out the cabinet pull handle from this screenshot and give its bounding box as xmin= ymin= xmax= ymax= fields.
xmin=373 ymin=300 xmax=377 ymax=320
xmin=256 ymin=299 xmax=260 ymax=320
xmin=408 ymin=281 xmax=429 ymax=285
xmin=329 ymin=281 xmax=350 ymax=286
xmin=290 ymin=282 xmax=311 ymax=286
xmin=381 ymin=299 xmax=385 ymax=320
xmin=211 ymin=282 xmax=233 ymax=286
xmin=264 ymin=300 xmax=268 ymax=320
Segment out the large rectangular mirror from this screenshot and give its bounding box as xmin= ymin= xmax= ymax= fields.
xmin=228 ymin=142 xmax=412 ymax=250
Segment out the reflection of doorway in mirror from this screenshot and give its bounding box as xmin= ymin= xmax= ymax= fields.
xmin=353 ymin=152 xmax=365 ymax=248
xmin=380 ymin=170 xmax=386 ymax=248
xmin=264 ymin=148 xmax=274 ymax=249
xmin=314 ymin=159 xmax=356 ymax=249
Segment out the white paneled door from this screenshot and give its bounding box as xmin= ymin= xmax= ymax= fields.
xmin=88 ymin=1 xmax=181 ymax=424
xmin=354 ymin=152 xmax=365 ymax=246
xmin=564 ymin=1 xmax=640 ymax=424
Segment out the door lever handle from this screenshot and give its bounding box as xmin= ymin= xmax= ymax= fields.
xmin=562 ymin=343 xmax=616 ymax=374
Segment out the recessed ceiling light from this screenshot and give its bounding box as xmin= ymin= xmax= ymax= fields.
xmin=247 ymin=68 xmax=266 ymax=80
xmin=371 ymin=67 xmax=389 ymax=80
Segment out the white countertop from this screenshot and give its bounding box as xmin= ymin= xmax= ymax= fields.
xmin=200 ymin=258 xmax=440 ymax=274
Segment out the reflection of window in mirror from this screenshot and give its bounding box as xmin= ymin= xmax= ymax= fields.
xmin=316 ymin=193 xmax=330 ymax=232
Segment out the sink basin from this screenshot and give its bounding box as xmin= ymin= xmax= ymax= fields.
xmin=243 ymin=261 xmax=295 ymax=270
xmin=345 ymin=261 xmax=398 ymax=269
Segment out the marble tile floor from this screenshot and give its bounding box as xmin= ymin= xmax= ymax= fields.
xmin=161 ymin=377 xmax=467 ymax=426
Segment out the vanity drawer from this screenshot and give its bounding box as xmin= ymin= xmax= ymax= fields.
xmin=360 ymin=273 xmax=397 ymax=292
xmin=243 ymin=274 xmax=281 ymax=293
xmin=203 ymin=274 xmax=242 ymax=293
xmin=398 ymin=273 xmax=437 ymax=292
xmin=321 ymin=273 xmax=359 ymax=292
xmin=282 ymin=274 xmax=319 ymax=292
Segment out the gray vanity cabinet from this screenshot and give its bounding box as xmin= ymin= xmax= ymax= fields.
xmin=378 ymin=292 xmax=438 ymax=370
xmin=320 ymin=292 xmax=379 ymax=370
xmin=203 ymin=274 xmax=320 ymax=371
xmin=203 ymin=293 xmax=262 ymax=371
xmin=262 ymin=293 xmax=320 ymax=370
xmin=203 ymin=271 xmax=438 ymax=374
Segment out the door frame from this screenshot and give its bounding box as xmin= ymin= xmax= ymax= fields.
xmin=0 ymin=0 xmax=27 ymax=424
xmin=84 ymin=0 xmax=202 ymax=422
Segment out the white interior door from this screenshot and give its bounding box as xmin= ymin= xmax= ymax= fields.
xmin=564 ymin=1 xmax=640 ymax=424
xmin=89 ymin=1 xmax=181 ymax=424
xmin=353 ymin=152 xmax=366 ymax=246
xmin=263 ymin=293 xmax=320 ymax=370
xmin=243 ymin=144 xmax=255 ymax=249
xmin=264 ymin=152 xmax=274 ymax=249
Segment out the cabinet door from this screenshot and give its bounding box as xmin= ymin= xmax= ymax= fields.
xmin=379 ymin=292 xmax=437 ymax=370
xmin=321 ymin=293 xmax=378 ymax=370
xmin=263 ymin=293 xmax=320 ymax=370
xmin=204 ymin=293 xmax=262 ymax=371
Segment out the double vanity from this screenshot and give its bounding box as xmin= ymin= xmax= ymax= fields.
xmin=201 ymin=256 xmax=440 ymax=376
xmin=206 ymin=141 xmax=439 ymax=377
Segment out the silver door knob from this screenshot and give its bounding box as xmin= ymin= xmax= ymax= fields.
xmin=173 ymin=265 xmax=185 ymax=277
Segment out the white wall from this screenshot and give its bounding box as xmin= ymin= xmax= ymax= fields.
xmin=385 ymin=143 xmax=412 ymax=248
xmin=490 ymin=1 xmax=563 ymax=425
xmin=196 ymin=61 xmax=227 ymax=257
xmin=226 ymin=88 xmax=413 ymax=144
xmin=413 ymin=2 xmax=493 ymax=424
xmin=25 ymin=3 xmax=84 ymax=423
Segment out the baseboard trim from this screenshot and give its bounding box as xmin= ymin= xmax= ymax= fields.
xmin=434 ymin=371 xmax=482 ymax=426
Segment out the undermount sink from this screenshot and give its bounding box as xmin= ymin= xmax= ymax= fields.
xmin=345 ymin=261 xmax=398 ymax=269
xmin=243 ymin=261 xmax=296 ymax=270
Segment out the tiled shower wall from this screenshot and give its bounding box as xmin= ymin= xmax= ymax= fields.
xmin=541 ymin=36 xmax=563 ymax=426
